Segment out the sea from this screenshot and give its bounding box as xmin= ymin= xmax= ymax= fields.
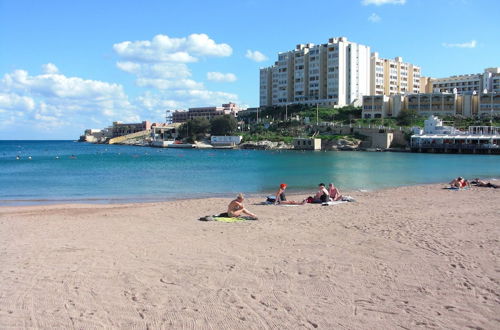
xmin=1 ymin=140 xmax=499 ymax=206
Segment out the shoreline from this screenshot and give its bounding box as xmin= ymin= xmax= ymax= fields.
xmin=2 ymin=178 xmax=499 ymax=207
xmin=1 ymin=183 xmax=499 ymax=328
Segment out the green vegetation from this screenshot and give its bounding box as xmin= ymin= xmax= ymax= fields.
xmin=178 ymin=115 xmax=238 ymax=141
xmin=441 ymin=115 xmax=500 ymax=130
xmin=210 ymin=115 xmax=238 ymax=136
xmin=178 ymin=104 xmax=500 ymax=145
xmin=241 ymin=132 xmax=294 ymax=144
xmin=254 ymin=105 xmax=362 ymax=124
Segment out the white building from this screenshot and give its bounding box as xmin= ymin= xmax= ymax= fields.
xmin=410 ymin=116 xmax=500 ymax=153
xmin=260 ymin=37 xmax=371 ymax=108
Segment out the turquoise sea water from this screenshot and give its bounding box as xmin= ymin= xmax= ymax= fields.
xmin=1 ymin=140 xmax=499 ymax=205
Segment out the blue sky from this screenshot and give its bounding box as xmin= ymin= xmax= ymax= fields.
xmin=1 ymin=0 xmax=499 ymax=139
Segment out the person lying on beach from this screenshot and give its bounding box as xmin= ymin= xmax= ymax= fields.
xmin=328 ymin=183 xmax=343 ymax=201
xmin=313 ymin=183 xmax=330 ymax=203
xmin=227 ymin=193 xmax=258 ymax=219
xmin=471 ymin=178 xmax=499 ymax=189
xmin=274 ymin=183 xmax=306 ymax=205
xmin=449 ymin=177 xmax=470 ymax=189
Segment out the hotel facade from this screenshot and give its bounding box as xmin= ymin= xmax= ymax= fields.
xmin=431 ymin=68 xmax=500 ymax=94
xmin=260 ymin=37 xmax=421 ymax=109
xmin=362 ymin=92 xmax=500 ymax=119
xmin=362 ymin=67 xmax=500 ymax=119
xmin=260 ymin=37 xmax=372 ymax=108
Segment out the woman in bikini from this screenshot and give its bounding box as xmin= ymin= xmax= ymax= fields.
xmin=274 ymin=183 xmax=306 ymax=205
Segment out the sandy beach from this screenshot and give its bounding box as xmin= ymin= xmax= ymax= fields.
xmin=0 ymin=184 xmax=499 ymax=329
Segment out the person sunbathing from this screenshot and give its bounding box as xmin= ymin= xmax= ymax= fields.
xmin=274 ymin=183 xmax=306 ymax=205
xmin=227 ymin=193 xmax=258 ymax=219
xmin=328 ymin=183 xmax=343 ymax=201
xmin=449 ymin=177 xmax=469 ymax=189
xmin=313 ymin=183 xmax=330 ymax=203
xmin=471 ymin=178 xmax=499 ymax=188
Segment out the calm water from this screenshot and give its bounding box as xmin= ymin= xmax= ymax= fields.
xmin=1 ymin=140 xmax=499 ymax=205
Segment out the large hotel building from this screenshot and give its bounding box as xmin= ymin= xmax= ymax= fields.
xmin=362 ymin=67 xmax=500 ymax=119
xmin=259 ymin=37 xmax=421 ymax=108
xmin=260 ymin=36 xmax=499 ymax=120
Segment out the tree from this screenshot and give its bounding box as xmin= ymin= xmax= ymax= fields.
xmin=178 ymin=117 xmax=211 ymax=141
xmin=396 ymin=109 xmax=422 ymax=126
xmin=210 ymin=115 xmax=238 ymax=135
xmin=189 ymin=117 xmax=210 ymax=138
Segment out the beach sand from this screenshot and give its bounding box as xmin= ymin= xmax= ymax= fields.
xmin=0 ymin=184 xmax=499 ymax=329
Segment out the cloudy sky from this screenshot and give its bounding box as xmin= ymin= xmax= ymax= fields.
xmin=1 ymin=0 xmax=499 ymax=139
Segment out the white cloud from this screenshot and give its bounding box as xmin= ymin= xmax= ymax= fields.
xmin=114 ymin=33 xmax=241 ymax=115
xmin=442 ymin=40 xmax=477 ymax=48
xmin=136 ymin=78 xmax=204 ymax=90
xmin=113 ymin=33 xmax=232 ymax=63
xmin=0 ymin=64 xmax=138 ymax=133
xmin=3 ymin=69 xmax=127 ymax=100
xmin=368 ymin=13 xmax=381 ymax=22
xmin=245 ymin=50 xmax=268 ymax=62
xmin=362 ymin=0 xmax=406 ymax=5
xmin=206 ymin=72 xmax=237 ymax=82
xmin=138 ymin=89 xmax=239 ymax=111
xmin=42 ymin=63 xmax=59 ymax=74
xmin=0 ymin=92 xmax=35 ymax=111
xmin=116 ymin=61 xmax=191 ymax=79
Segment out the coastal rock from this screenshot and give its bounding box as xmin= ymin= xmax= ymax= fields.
xmin=322 ymin=138 xmax=362 ymax=151
xmin=239 ymin=140 xmax=293 ymax=150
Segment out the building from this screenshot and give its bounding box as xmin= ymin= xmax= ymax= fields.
xmin=431 ymin=68 xmax=500 ymax=94
xmin=210 ymin=136 xmax=243 ymax=147
xmin=260 ymin=37 xmax=371 ymax=108
xmin=419 ymin=76 xmax=433 ymax=93
xmin=171 ymin=102 xmax=240 ymax=123
xmin=370 ymin=53 xmax=421 ymax=96
xmin=79 ymin=128 xmax=112 ymax=143
xmin=411 ymin=116 xmax=500 ymax=154
xmin=362 ymin=94 xmax=403 ymax=118
xmin=362 ymin=92 xmax=500 ymax=119
xmin=293 ymin=138 xmax=322 ymax=150
xmin=111 ymin=121 xmax=152 ymax=137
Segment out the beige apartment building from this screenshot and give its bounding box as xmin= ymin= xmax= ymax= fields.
xmin=370 ymin=53 xmax=421 ymax=96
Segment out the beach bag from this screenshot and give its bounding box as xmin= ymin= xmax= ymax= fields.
xmin=266 ymin=195 xmax=276 ymax=203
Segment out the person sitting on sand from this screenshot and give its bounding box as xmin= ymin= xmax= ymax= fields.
xmin=313 ymin=183 xmax=330 ymax=203
xmin=449 ymin=177 xmax=469 ymax=189
xmin=328 ymin=183 xmax=343 ymax=201
xmin=227 ymin=193 xmax=258 ymax=219
xmin=471 ymin=178 xmax=499 ymax=189
xmin=274 ymin=183 xmax=306 ymax=205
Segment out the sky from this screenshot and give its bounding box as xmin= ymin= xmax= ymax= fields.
xmin=1 ymin=0 xmax=499 ymax=139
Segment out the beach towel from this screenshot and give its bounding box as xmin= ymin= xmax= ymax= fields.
xmin=443 ymin=187 xmax=469 ymax=190
xmin=198 ymin=215 xmax=257 ymax=222
xmin=322 ymin=201 xmax=348 ymax=206
xmin=258 ymin=201 xmax=301 ymax=206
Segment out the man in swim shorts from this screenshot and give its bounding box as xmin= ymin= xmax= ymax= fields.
xmin=227 ymin=193 xmax=258 ymax=219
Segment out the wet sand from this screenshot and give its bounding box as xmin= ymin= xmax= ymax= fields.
xmin=0 ymin=184 xmax=499 ymax=329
